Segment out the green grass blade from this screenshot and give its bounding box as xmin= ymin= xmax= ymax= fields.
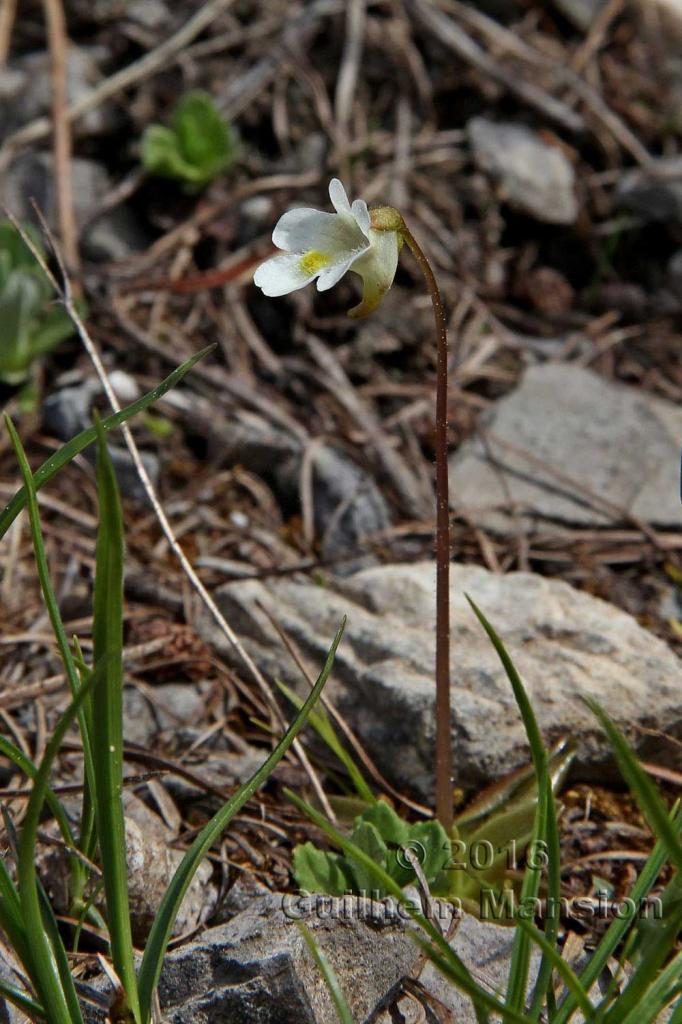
xmin=6 ymin=413 xmax=96 ymax=910
xmin=90 ymin=417 xmax=141 ymax=1024
xmin=621 ymin=963 xmax=682 ymax=1024
xmin=466 ymin=596 xmax=559 ymax=1016
xmin=516 ymin=918 xmax=593 ymax=1019
xmin=668 ymin=991 xmax=682 ymax=1024
xmin=297 ymin=922 xmax=354 ymax=1024
xmin=286 ymin=788 xmax=529 ymax=1024
xmin=596 ymin=888 xmax=682 ymax=1024
xmin=528 ymin=773 xmax=562 ymax=1021
xmin=0 ymin=735 xmax=74 ymax=847
xmin=585 ymin=697 xmax=682 ymax=876
xmin=0 ymin=855 xmax=33 ymax=979
xmin=0 ymin=978 xmax=45 ymax=1021
xmin=17 ymin=669 xmax=98 ymax=1024
xmin=0 ymin=345 xmax=214 ymax=542
xmin=277 ymin=681 xmax=374 ymax=802
xmin=552 ymin=802 xmax=682 ymax=1024
xmin=137 ymin=618 xmax=346 ymax=1024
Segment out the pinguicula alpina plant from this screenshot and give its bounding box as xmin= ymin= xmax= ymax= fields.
xmin=254 ymin=178 xmax=454 ymax=830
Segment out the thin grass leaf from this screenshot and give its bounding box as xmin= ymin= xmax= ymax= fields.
xmin=0 ymin=855 xmax=33 ymax=980
xmin=0 ymin=977 xmax=45 ymax=1021
xmin=585 ymin=698 xmax=682 ymax=877
xmin=0 ymin=345 xmax=214 ymax=542
xmin=617 ymin=945 xmax=682 ymax=1024
xmin=137 ymin=618 xmax=346 ymax=1024
xmin=528 ymin=773 xmax=562 ymax=1021
xmin=668 ymin=990 xmax=682 ymax=1024
xmin=285 ymin=788 xmax=529 ymax=1024
xmin=0 ymin=735 xmax=73 ymax=847
xmin=37 ymin=874 xmax=84 ymax=1024
xmin=516 ymin=918 xmax=593 ymax=1019
xmin=466 ymin=596 xmax=559 ymax=1017
xmin=89 ymin=417 xmax=141 ymax=1024
xmin=17 ymin=669 xmax=99 ymax=1024
xmin=277 ymin=681 xmax=374 ymax=802
xmin=552 ymin=803 xmax=682 ymax=1024
xmin=596 ymin=892 xmax=682 ymax=1024
xmin=297 ymin=922 xmax=354 ymax=1024
xmin=6 ymin=414 xmax=97 ymax=910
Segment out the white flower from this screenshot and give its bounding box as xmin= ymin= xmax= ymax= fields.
xmin=253 ymin=178 xmax=401 ymax=318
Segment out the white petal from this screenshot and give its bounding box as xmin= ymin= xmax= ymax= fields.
xmin=253 ymin=253 xmax=318 ymax=296
xmin=316 ymin=255 xmax=356 ymax=292
xmin=328 ymin=178 xmax=352 ymax=217
xmin=351 ymin=199 xmax=371 ymax=238
xmin=347 ymin=229 xmax=400 ymax=317
xmin=273 ymin=207 xmax=365 ymax=255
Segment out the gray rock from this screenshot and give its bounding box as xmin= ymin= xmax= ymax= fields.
xmin=1 ymin=152 xmax=110 ymax=230
xmin=172 ymin=391 xmax=392 ymax=560
xmin=0 ymin=151 xmax=146 ymax=261
xmin=122 ymin=683 xmax=210 ymax=746
xmin=198 ymin=561 xmax=682 ymax=797
xmin=0 ymin=46 xmax=115 ymax=140
xmin=155 ymin=894 xmax=534 ymax=1023
xmin=467 ymin=117 xmax=578 ymax=224
xmin=449 ymin=363 xmax=682 ymax=533
xmin=618 ymin=157 xmax=682 ymax=225
xmin=275 ymin=444 xmax=392 ymax=570
xmin=124 ymin=0 xmax=170 ymax=29
xmin=552 ymin=0 xmax=606 ymax=31
xmin=121 ymin=797 xmax=214 ymax=944
xmin=43 ymin=380 xmax=159 ymax=501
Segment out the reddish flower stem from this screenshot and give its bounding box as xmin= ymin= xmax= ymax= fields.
xmin=401 ymin=225 xmax=453 ymax=833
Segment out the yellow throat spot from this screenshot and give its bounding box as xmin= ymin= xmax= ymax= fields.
xmin=299 ymin=250 xmax=330 ymax=275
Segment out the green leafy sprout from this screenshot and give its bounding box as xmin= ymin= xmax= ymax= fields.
xmin=0 ymin=220 xmax=76 ymax=385
xmin=141 ymin=90 xmax=239 ymax=189
xmin=290 ymin=604 xmax=682 ymax=1024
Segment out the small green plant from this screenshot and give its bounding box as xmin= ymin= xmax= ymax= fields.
xmin=141 ymin=91 xmax=239 ymax=189
xmin=293 ymin=800 xmax=450 ymax=898
xmin=0 ymin=220 xmax=75 ymax=385
xmin=0 ymin=350 xmax=344 ymax=1023
xmin=291 ymin=604 xmax=682 ymax=1023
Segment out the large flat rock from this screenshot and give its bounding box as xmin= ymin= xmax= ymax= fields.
xmin=449 ymin=364 xmax=682 ymax=534
xmin=199 ymin=562 xmax=682 ymax=798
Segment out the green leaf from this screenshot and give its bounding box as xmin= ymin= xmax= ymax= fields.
xmin=0 ymin=977 xmax=45 ymax=1021
xmin=16 ymin=664 xmax=99 ymax=1024
xmin=466 ymin=596 xmax=560 ymax=1020
xmin=286 ymin=788 xmax=529 ymax=1024
xmin=173 ymin=91 xmax=231 ymax=172
xmin=277 ymin=681 xmax=374 ymax=802
xmin=552 ymin=802 xmax=682 ymax=1024
xmin=585 ymin=697 xmax=682 ymax=877
xmin=0 ymin=218 xmax=73 ymax=384
xmin=407 ymin=819 xmax=451 ymax=884
xmin=141 ymin=91 xmax=237 ymax=188
xmin=141 ymin=125 xmax=200 ymax=183
xmin=90 ymin=416 xmax=141 ymax=1024
xmin=357 ymin=801 xmax=409 ymax=849
xmin=347 ymin=821 xmax=389 ymax=894
xmin=0 ymin=345 xmax=214 ymax=541
xmin=137 ymin=618 xmax=346 ymax=1024
xmin=0 ymin=270 xmax=46 ymax=384
xmin=292 ymin=843 xmax=352 ymax=896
